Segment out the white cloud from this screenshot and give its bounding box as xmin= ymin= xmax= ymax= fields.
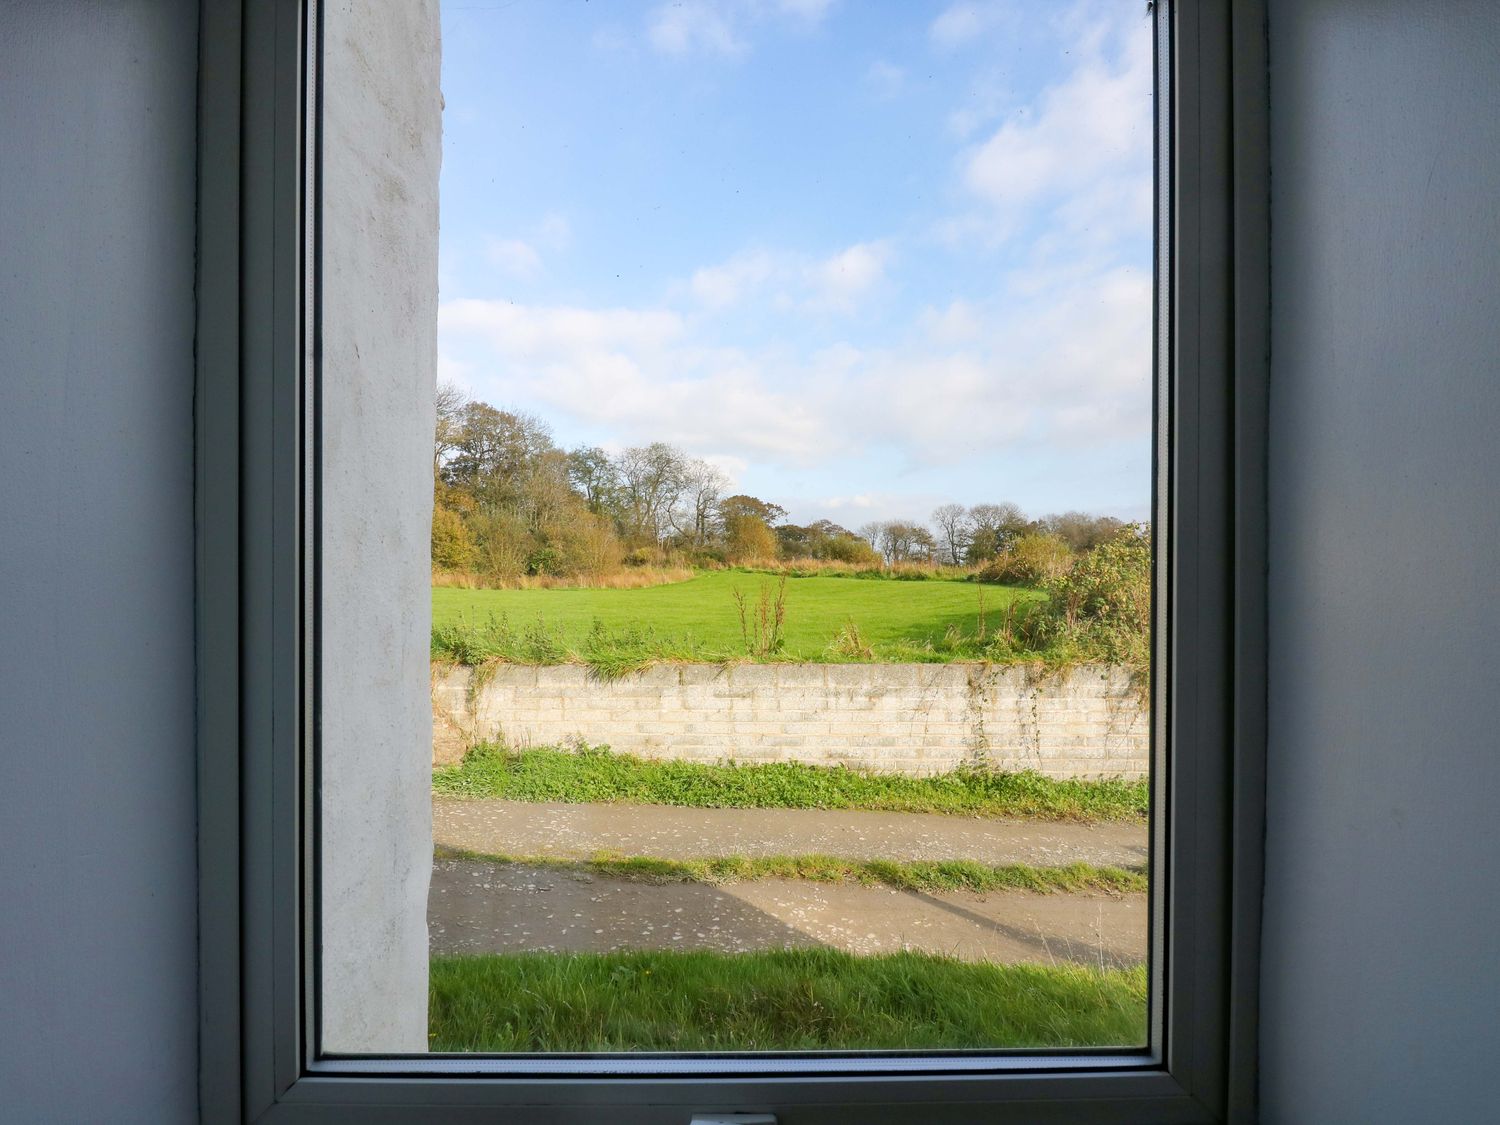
xmin=645 ymin=0 xmax=833 ymax=58
xmin=439 ymin=299 xmax=832 ymax=463
xmin=690 ymin=250 xmax=780 ymax=309
xmin=482 ymin=215 xmax=574 ymax=279
xmin=685 ymin=241 xmax=890 ymax=314
xmin=700 ymin=452 xmax=750 ymax=485
xmin=959 ymin=4 xmax=1152 ymax=242
xmin=808 ymin=241 xmax=890 ymax=311
xmin=929 ymin=2 xmax=1013 ymax=49
xmin=436 ymin=353 xmax=476 ymax=395
xmin=441 ymin=300 xmax=685 ymax=356
xmin=822 ymin=266 xmax=1150 ymax=459
xmin=812 ymin=491 xmax=957 ymax=528
xmin=920 ymin=300 xmax=982 ymax=344
xmin=485 ymin=238 xmax=542 ymax=277
xmin=440 ymin=248 xmax=1148 ymax=477
xmin=647 ymin=2 xmax=744 ymax=56
xmin=821 ymin=493 xmax=877 ymax=511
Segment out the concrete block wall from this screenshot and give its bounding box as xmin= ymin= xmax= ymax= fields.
xmin=433 ymin=663 xmax=1147 ymax=779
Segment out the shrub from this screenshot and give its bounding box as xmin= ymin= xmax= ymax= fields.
xmin=468 ymin=509 xmax=532 ymax=580
xmin=1024 ymin=525 xmax=1151 ymax=669
xmin=973 ymin=534 xmax=1074 ymax=586
xmin=430 ymin=503 xmax=478 ymax=571
xmin=818 ymin=534 xmax=882 ymax=565
xmin=724 ymin=514 xmax=780 ymax=563
xmin=525 ymin=544 xmax=564 ymax=576
xmin=681 ymin=545 xmax=728 ymax=569
xmin=550 ymin=511 xmax=623 ymax=576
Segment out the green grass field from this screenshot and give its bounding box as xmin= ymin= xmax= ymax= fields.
xmin=433 ymin=745 xmax=1149 ymax=822
xmin=433 ymin=570 xmax=1039 ymax=666
xmin=429 ymin=950 xmax=1147 ymax=1051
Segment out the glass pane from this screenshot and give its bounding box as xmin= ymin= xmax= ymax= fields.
xmin=321 ymin=0 xmax=1157 ymax=1057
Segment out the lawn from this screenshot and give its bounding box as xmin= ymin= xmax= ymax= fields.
xmin=429 ymin=949 xmax=1147 ymax=1051
xmin=433 ymin=744 xmax=1149 ymax=822
xmin=432 ymin=570 xmax=1039 ymax=665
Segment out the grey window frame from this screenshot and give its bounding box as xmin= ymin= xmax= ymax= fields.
xmin=195 ymin=0 xmax=1269 ymax=1120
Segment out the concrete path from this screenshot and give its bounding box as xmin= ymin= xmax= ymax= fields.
xmin=433 ymin=797 xmax=1148 ymax=868
xmin=429 ymin=858 xmax=1146 ymax=967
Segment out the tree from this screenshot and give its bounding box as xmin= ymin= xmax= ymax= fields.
xmin=966 ymin=502 xmax=1028 ymax=562
xmin=433 ymin=380 xmax=468 ymax=478
xmin=566 ymin=446 xmax=619 ymax=515
xmin=780 ymin=519 xmax=878 ymax=563
xmin=909 ymin=527 xmax=939 ymax=563
xmin=514 ymin=448 xmax=576 ymax=534
xmin=670 ymin=459 xmax=730 ymax=546
xmin=930 ymin=503 xmax=973 ymax=565
xmin=717 ymin=495 xmax=781 ymax=561
xmin=614 ymin=442 xmax=688 ymax=544
xmin=441 ymin=402 xmax=555 ymax=506
xmin=1038 ymin=511 xmax=1126 ymax=553
xmin=775 ymin=523 xmax=812 ymax=556
xmin=872 ymin=519 xmax=937 ymax=564
xmin=719 ymin=495 xmax=787 ymax=528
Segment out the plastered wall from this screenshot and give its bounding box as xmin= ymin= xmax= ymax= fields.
xmin=319 ymin=0 xmax=444 ymax=1053
xmin=0 ymin=3 xmax=199 ymax=1120
xmin=1261 ymin=2 xmax=1500 ymax=1120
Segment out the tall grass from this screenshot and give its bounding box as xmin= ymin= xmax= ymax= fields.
xmin=432 ymin=566 xmax=694 ymax=591
xmin=429 ymin=949 xmax=1148 ymax=1051
xmin=435 ymin=561 xmax=990 ymax=585
xmin=432 ymin=743 xmax=1149 ymax=822
xmin=736 ymin=559 xmax=979 ymax=580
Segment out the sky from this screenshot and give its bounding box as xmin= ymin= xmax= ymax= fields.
xmin=437 ymin=0 xmax=1155 ymax=528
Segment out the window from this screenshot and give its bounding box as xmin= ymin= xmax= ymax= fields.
xmin=197 ymin=0 xmax=1267 ymax=1119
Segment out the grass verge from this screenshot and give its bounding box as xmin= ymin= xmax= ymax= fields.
xmin=429 ymin=949 xmax=1147 ymax=1051
xmin=434 ymin=845 xmax=1147 ymax=895
xmin=432 ymin=744 xmax=1149 ymax=823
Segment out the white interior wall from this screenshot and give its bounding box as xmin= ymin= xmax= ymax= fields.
xmin=0 ymin=3 xmax=200 ymax=1121
xmin=1261 ymin=2 xmax=1500 ymax=1121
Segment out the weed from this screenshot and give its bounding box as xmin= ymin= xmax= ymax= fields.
xmin=732 ymin=576 xmax=788 ymax=657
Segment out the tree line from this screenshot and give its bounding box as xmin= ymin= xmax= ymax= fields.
xmin=861 ymin=505 xmax=1127 ymax=567
xmin=431 ymin=385 xmax=1134 ymax=583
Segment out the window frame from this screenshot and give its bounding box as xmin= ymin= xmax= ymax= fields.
xmin=195 ymin=0 xmax=1269 ymax=1120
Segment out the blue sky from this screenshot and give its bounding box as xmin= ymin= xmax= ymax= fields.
xmin=437 ymin=0 xmax=1154 ymax=527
